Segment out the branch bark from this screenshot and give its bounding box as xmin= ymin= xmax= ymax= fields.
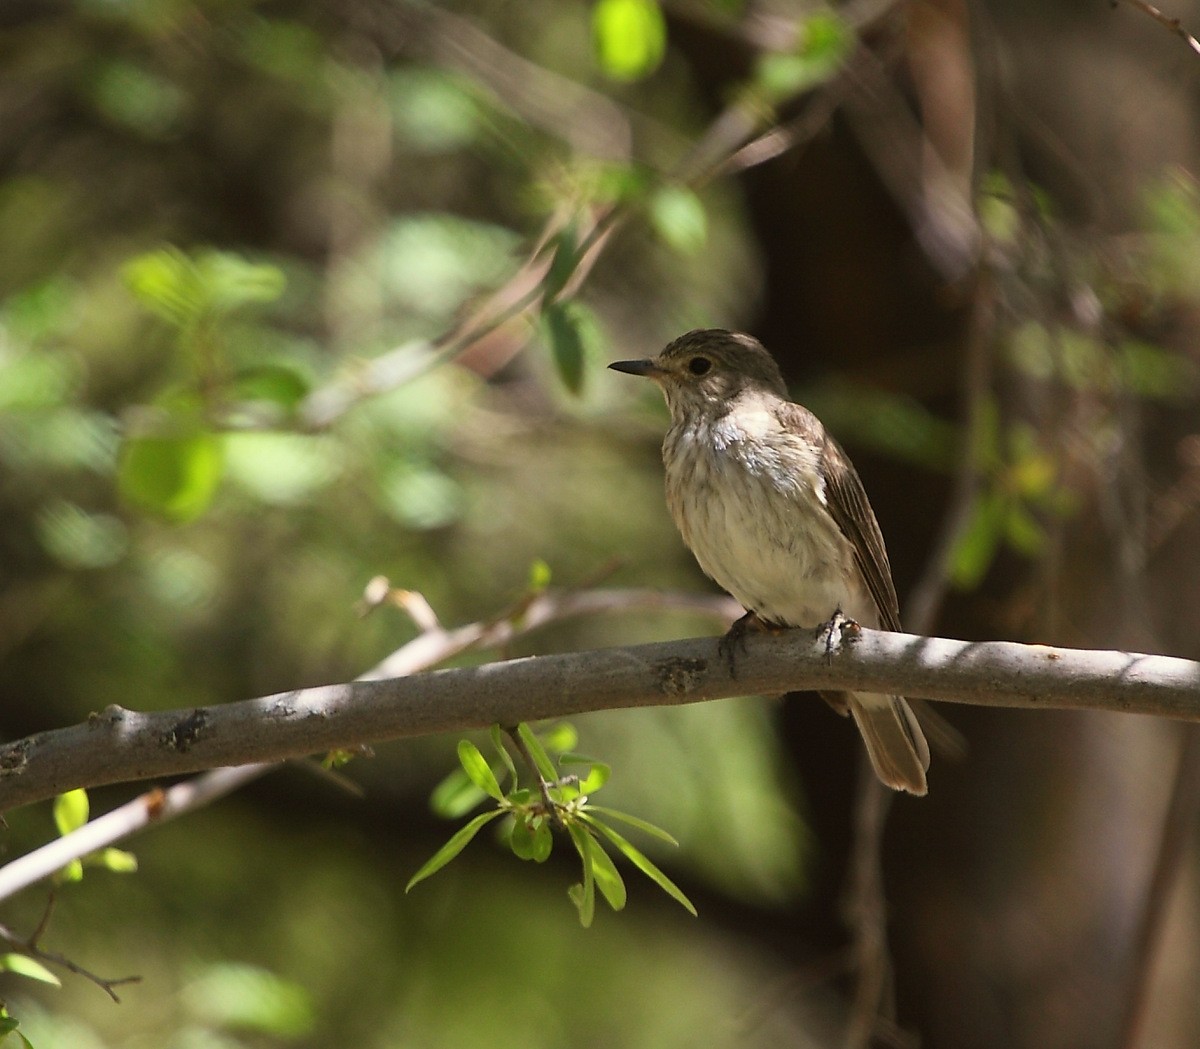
xmin=3 ymin=625 xmax=1199 ymax=814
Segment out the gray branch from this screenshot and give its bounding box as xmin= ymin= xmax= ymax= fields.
xmin=3 ymin=625 xmax=1199 ymax=814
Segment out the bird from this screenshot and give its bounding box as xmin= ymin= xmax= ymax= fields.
xmin=609 ymin=328 xmax=930 ymax=794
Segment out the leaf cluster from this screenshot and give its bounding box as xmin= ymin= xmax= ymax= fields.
xmin=407 ymin=724 xmax=695 ymax=927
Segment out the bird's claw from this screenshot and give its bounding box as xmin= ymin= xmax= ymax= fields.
xmin=816 ymin=608 xmax=859 ymax=664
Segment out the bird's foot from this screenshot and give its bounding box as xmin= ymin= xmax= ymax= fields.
xmin=719 ymin=611 xmax=784 ymax=678
xmin=816 ymin=608 xmax=860 ymax=664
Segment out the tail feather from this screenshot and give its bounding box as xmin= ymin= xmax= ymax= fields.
xmin=847 ymin=693 xmax=930 ymax=796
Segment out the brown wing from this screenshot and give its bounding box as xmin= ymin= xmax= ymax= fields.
xmin=774 ymin=402 xmax=902 ymax=632
xmin=819 ymin=430 xmax=902 ymax=631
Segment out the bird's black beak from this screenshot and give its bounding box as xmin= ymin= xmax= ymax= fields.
xmin=608 ymin=358 xmax=660 ymax=377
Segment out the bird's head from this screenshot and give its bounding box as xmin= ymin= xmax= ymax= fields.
xmin=609 ymin=329 xmax=787 ymax=421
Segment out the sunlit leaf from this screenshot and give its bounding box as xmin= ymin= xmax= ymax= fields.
xmin=53 ymin=788 xmax=88 ymax=835
xmin=92 ymin=848 xmax=138 ymax=874
xmin=183 ymin=962 xmax=314 ymax=1037
xmin=123 ymin=247 xmax=201 ymax=326
xmin=0 ymin=955 xmax=61 ymax=987
xmin=583 ymin=805 xmax=681 ymax=847
xmin=580 ymin=815 xmax=697 ymax=915
xmin=118 ymin=432 xmax=223 ymax=522
xmin=649 ymin=185 xmax=707 ymax=254
xmin=223 ymin=432 xmax=340 ymax=506
xmin=587 ymin=838 xmax=627 ymax=911
xmin=457 ymin=740 xmax=504 ymax=801
xmin=431 ymin=767 xmax=489 ymax=819
xmin=540 ymin=723 xmax=578 ymax=754
xmin=527 ymin=557 xmax=552 ymax=593
xmin=517 ymin=723 xmax=560 ymax=782
xmin=567 ymin=824 xmax=596 ymax=927
xmin=406 ymin=810 xmax=505 ymax=892
xmin=948 ymin=490 xmax=1006 ymax=589
xmin=489 ymin=725 xmax=519 ymax=784
xmin=200 ymin=253 xmax=287 ymax=313
xmin=592 ymin=0 xmax=666 ymax=82
xmin=123 ymin=247 xmax=285 ymax=327
xmin=755 ymin=13 xmax=852 ymax=102
xmin=560 ymin=755 xmax=611 ymax=794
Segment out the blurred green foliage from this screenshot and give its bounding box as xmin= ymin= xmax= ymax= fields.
xmin=0 ymin=1 xmax=806 ymax=1044
xmin=4 ymin=0 xmax=1200 ymax=1045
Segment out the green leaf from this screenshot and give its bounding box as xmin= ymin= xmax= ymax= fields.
xmin=0 ymin=954 xmax=61 ymax=987
xmin=456 ymin=740 xmax=504 ymax=801
xmin=123 ymin=247 xmax=285 ymax=327
xmin=1005 ymin=502 xmax=1046 ymax=556
xmin=584 ymin=805 xmax=680 ymax=846
xmin=755 ymin=13 xmax=852 ymax=102
xmin=516 ymin=723 xmax=559 ymax=782
xmin=431 ymin=767 xmax=490 ymax=819
xmin=118 ymin=432 xmax=223 ymax=522
xmin=233 ymin=365 xmax=311 ymax=414
xmin=540 ymin=723 xmax=578 ymax=754
xmin=578 ymin=762 xmax=611 ymax=794
xmin=567 ymin=825 xmax=597 ymax=927
xmin=648 ymin=185 xmax=707 ymax=254
xmin=581 ymin=815 xmax=697 ymax=915
xmin=587 ymin=838 xmax=627 ymax=911
xmin=182 ymin=962 xmax=314 ymax=1037
xmin=92 ymin=848 xmax=139 ymax=874
xmin=123 ymin=247 xmax=204 ymax=326
xmin=542 ymin=222 xmax=580 ymax=302
xmin=201 ymin=253 xmax=286 ymax=313
xmin=406 ymin=810 xmax=505 ymax=892
xmin=489 ymin=725 xmax=519 ymax=784
xmin=947 ymin=490 xmax=1006 ymax=590
xmin=530 ymin=818 xmax=553 ymax=862
xmin=560 ymin=755 xmax=611 ymax=794
xmin=509 ymin=816 xmax=541 ymax=861
xmin=57 ymin=859 xmax=83 ymax=884
xmin=34 ymin=502 xmax=128 ymax=570
xmin=527 ymin=557 xmax=552 ymax=593
xmin=53 ymin=788 xmax=88 ymax=835
xmin=591 ymin=0 xmax=666 ymax=82
xmin=542 ymin=301 xmax=586 ymax=395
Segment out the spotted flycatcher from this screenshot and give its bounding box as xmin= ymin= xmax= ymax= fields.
xmin=610 ymin=329 xmax=930 ymax=795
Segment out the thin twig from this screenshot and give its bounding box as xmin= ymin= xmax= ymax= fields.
xmin=1115 ymin=0 xmax=1200 ymax=56
xmin=504 ymin=725 xmax=564 ymax=831
xmin=0 ymin=894 xmax=141 ymax=1002
xmin=1115 ymin=725 xmax=1200 ymax=1049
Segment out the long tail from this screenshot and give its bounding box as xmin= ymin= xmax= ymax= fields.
xmin=845 ymin=693 xmax=930 ymax=795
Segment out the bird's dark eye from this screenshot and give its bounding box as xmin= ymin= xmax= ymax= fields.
xmin=687 ymin=356 xmax=712 ymax=376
